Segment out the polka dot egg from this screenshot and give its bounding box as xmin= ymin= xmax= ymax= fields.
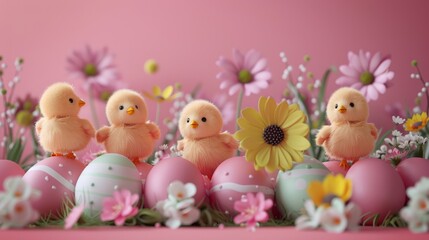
xmin=22 ymin=156 xmax=85 ymax=217
xmin=275 ymin=156 xmax=330 ymax=220
xmin=210 ymin=156 xmax=274 ymax=217
xmin=75 ymin=153 xmax=142 ymax=217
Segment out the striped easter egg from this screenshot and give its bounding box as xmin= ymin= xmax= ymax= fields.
xmin=75 ymin=153 xmax=142 ymax=217
xmin=275 ymin=156 xmax=330 ymax=220
xmin=23 ymin=156 xmax=85 ymax=217
xmin=209 ymin=156 xmax=274 ymax=217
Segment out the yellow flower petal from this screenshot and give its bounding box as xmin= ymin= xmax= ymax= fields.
xmin=282 ymin=110 xmax=305 ymax=129
xmin=274 ymin=100 xmax=289 ymax=126
xmin=241 ymin=108 xmax=266 ymax=128
xmin=236 ymin=119 xmax=264 ymax=138
xmin=255 ymin=146 xmax=271 ymax=167
xmin=258 ymin=96 xmax=269 ymax=118
xmin=265 ymin=97 xmax=277 ymax=125
xmin=241 ymin=137 xmax=265 ymax=150
xmin=307 ymin=181 xmax=324 ymax=206
xmin=278 ymin=147 xmax=292 ymax=171
xmin=266 ymin=149 xmax=279 ymax=173
xmin=245 ymin=149 xmax=258 ymax=162
xmin=287 ymin=122 xmax=309 ymax=136
xmin=162 ymin=85 xmax=174 ymax=99
xmin=286 ymin=135 xmax=310 ymax=151
xmin=153 ymin=86 xmax=162 ymax=96
xmin=284 ymin=145 xmax=303 ymax=162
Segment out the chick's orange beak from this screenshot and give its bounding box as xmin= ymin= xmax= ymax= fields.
xmin=78 ymin=99 xmax=86 ymax=107
xmin=338 ymin=105 xmax=347 ymax=113
xmin=190 ymin=120 xmax=199 ymax=129
xmin=127 ymin=107 xmax=135 ymax=115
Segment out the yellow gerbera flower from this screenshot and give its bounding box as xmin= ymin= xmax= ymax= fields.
xmin=143 ymin=85 xmax=181 ymax=103
xmin=307 ymin=174 xmax=352 ymax=207
xmin=234 ymin=96 xmax=310 ymax=172
xmin=404 ymin=112 xmax=428 ymax=132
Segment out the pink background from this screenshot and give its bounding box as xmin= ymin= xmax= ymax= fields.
xmin=1 ymin=0 xmax=429 ymax=134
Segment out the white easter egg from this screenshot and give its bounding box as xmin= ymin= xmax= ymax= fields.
xmin=75 ymin=153 xmax=142 ymax=217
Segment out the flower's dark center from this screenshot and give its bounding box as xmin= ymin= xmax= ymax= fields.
xmin=412 ymin=121 xmax=423 ymax=129
xmin=238 ymin=69 xmax=253 ymax=84
xmin=263 ymin=125 xmax=284 ymax=146
xmin=359 ymin=71 xmax=374 ymax=85
xmin=84 ymin=63 xmax=98 ymax=77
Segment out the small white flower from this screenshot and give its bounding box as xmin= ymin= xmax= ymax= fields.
xmin=299 ymin=64 xmax=306 ymax=73
xmin=295 ymin=200 xmax=324 ymax=230
xmin=320 ymin=198 xmax=347 ymax=233
xmin=400 ymin=207 xmax=428 ymax=233
xmin=279 ymin=52 xmax=286 ymax=58
xmin=2 ymin=177 xmax=40 ymax=202
xmin=407 ymin=177 xmax=429 ymax=200
xmin=0 ymin=199 xmax=39 ymax=229
xmin=392 ymin=116 xmax=406 ymax=125
xmin=344 ymin=202 xmax=361 ymax=231
xmin=392 ymin=130 xmax=402 ymax=137
xmin=168 ymin=181 xmax=197 ymax=202
xmin=314 ymin=79 xmax=321 ymax=88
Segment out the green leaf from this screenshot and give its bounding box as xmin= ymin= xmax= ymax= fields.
xmin=6 ymin=138 xmax=24 ymax=163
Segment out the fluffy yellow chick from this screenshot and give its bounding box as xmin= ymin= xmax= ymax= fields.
xmin=316 ymin=87 xmax=378 ymax=169
xmin=177 ymin=99 xmax=238 ymax=178
xmin=96 ymin=89 xmax=160 ymax=163
xmin=35 ymin=82 xmax=95 ymax=159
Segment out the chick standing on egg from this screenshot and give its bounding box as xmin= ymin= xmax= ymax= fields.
xmin=96 ymin=89 xmax=160 ymax=163
xmin=316 ymin=87 xmax=378 ymax=169
xmin=177 ymin=99 xmax=238 ymax=178
xmin=35 ymin=82 xmax=95 ymax=159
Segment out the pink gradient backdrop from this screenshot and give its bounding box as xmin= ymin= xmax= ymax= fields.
xmin=1 ymin=0 xmax=429 ymax=132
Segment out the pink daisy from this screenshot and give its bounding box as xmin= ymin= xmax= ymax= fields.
xmin=67 ymin=45 xmax=121 ymax=99
xmin=336 ymin=50 xmax=394 ymax=102
xmin=216 ymin=49 xmax=271 ymax=96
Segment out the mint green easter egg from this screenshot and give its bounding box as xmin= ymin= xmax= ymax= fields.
xmin=275 ymin=156 xmax=329 ymax=220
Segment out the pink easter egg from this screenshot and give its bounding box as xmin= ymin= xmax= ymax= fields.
xmin=22 ymin=156 xmax=85 ymax=217
xmin=134 ymin=161 xmax=153 ymax=192
xmin=323 ymin=160 xmax=348 ymax=176
xmin=396 ymin=157 xmax=429 ymax=189
xmin=144 ymin=157 xmax=205 ymax=208
xmin=210 ymin=156 xmax=274 ymax=216
xmin=0 ymin=160 xmax=25 ymax=191
xmin=346 ymin=158 xmax=406 ymax=225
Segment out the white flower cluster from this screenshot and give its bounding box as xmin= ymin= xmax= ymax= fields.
xmin=374 ymin=116 xmax=427 ymax=159
xmin=153 ymin=144 xmax=182 ymax=165
xmin=0 ymin=177 xmax=40 ymax=229
xmin=400 ymin=178 xmax=429 ymax=233
xmin=155 ymin=181 xmax=200 ymax=229
xmin=295 ymin=198 xmax=361 ymax=233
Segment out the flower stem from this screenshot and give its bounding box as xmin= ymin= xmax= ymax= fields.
xmin=155 ymin=103 xmax=161 ymax=125
xmin=88 ymin=85 xmax=100 ymax=129
xmin=235 ymin=88 xmax=244 ymax=156
xmin=415 ymin=65 xmax=428 ymax=114
xmin=235 ymin=88 xmax=244 ymax=132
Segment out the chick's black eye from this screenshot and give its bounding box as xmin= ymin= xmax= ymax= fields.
xmin=335 ymin=104 xmax=338 ymax=109
xmin=69 ymin=98 xmax=74 ymax=104
xmin=350 ymin=102 xmax=355 ymax=107
xmin=186 ymin=118 xmax=190 ymax=123
xmin=119 ymin=105 xmax=124 ymax=110
xmin=135 ymin=105 xmax=139 ymax=109
xmin=201 ymin=117 xmax=207 ymax=122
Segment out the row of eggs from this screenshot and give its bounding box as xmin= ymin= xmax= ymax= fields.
xmin=2 ymin=153 xmax=429 ymax=223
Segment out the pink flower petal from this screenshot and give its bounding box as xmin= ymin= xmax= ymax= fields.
xmin=350 ymin=82 xmax=363 ymax=89
xmin=217 ymin=71 xmax=237 ymax=81
xmin=64 ymin=204 xmax=84 ymax=229
xmin=374 ymin=59 xmax=392 ymax=76
xmin=244 ymin=49 xmax=261 ymax=70
xmin=245 ymin=83 xmax=261 ymax=96
xmin=254 ymin=211 xmax=268 ymax=222
xmin=367 ymin=85 xmax=379 ymax=101
xmin=228 ymin=84 xmax=242 ymax=96
xmin=253 ymin=80 xmax=269 ymax=89
xmin=369 ymin=52 xmax=381 ymax=72
xmin=339 ymin=65 xmax=359 ymax=77
xmin=216 ymin=57 xmax=238 ymax=72
xmin=336 ymin=76 xmax=356 ymax=85
xmin=220 ymin=80 xmax=233 ymax=89
xmin=233 ymin=49 xmax=244 ymax=69
xmin=253 ymin=71 xmax=271 ymax=82
xmin=373 ymin=83 xmax=386 ymax=94
xmin=251 ymin=58 xmax=267 ymax=74
xmin=233 ymin=213 xmax=249 ymax=224
xmin=234 ymin=201 xmax=250 ymax=212
xmin=348 ymin=52 xmax=363 ymax=72
xmin=359 ymin=50 xmax=370 ymax=70
xmin=360 ymin=86 xmax=368 ymax=98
